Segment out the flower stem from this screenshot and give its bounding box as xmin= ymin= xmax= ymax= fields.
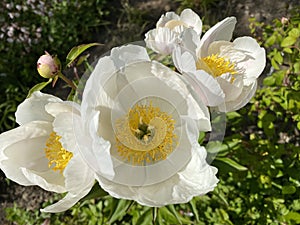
xmin=58 ymin=72 xmax=77 ymax=90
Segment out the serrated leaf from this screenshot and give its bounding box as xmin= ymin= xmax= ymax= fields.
xmin=27 ymin=79 xmax=52 ymax=98
xmin=66 ymin=43 xmax=101 ymax=67
xmin=282 ymin=185 xmax=297 ymax=194
xmin=281 ymin=36 xmax=297 ymax=47
xmin=216 ymin=157 xmax=248 ymax=171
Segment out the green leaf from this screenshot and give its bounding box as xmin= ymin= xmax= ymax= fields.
xmin=158 ymin=207 xmax=183 ymax=224
xmin=135 ymin=208 xmax=152 ymax=225
xmin=189 ymin=199 xmax=199 ymax=222
xmin=26 ymin=79 xmax=52 ymax=98
xmin=263 ymin=76 xmax=275 ymax=86
xmin=66 ymin=43 xmax=101 ymax=67
xmin=265 ymin=35 xmax=276 ymax=47
xmin=283 ymin=47 xmax=293 ymax=54
xmin=282 ymin=185 xmax=297 ymax=194
xmin=226 ymin=111 xmax=241 ymax=120
xmin=206 ymin=140 xmax=240 ymax=155
xmin=284 ymin=212 xmax=300 ymax=223
xmin=281 ymin=36 xmax=297 ymax=47
xmin=273 ymin=51 xmax=283 ymax=64
xmin=288 ymin=28 xmax=300 ymax=38
xmin=271 ymin=58 xmax=279 ymax=70
xmin=293 ymin=62 xmax=300 ymax=73
xmin=216 ymin=157 xmax=248 ymax=171
xmin=166 ymin=205 xmax=182 ymax=224
xmin=80 ymin=183 xmax=108 ymax=202
xmin=108 ymin=199 xmax=132 ymax=223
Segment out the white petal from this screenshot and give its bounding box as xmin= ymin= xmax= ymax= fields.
xmin=216 ymin=74 xmax=243 ymax=102
xmin=45 ymin=101 xmax=80 ymax=118
xmin=73 ymin=112 xmax=115 ymax=181
xmin=174 ymin=146 xmax=218 ymax=201
xmin=96 ymin=145 xmax=218 ymax=207
xmin=223 ymin=81 xmax=257 ymax=112
xmin=180 ymin=8 xmax=202 ymax=34
xmin=63 ymin=153 xmax=95 ymax=193
xmin=110 ymin=44 xmax=150 ymax=69
xmin=15 ymin=91 xmax=62 ymax=125
xmin=52 ymin=112 xmax=77 ymax=153
xmin=183 ymin=71 xmax=225 ymax=106
xmin=0 ymin=121 xmax=66 ymax=191
xmin=157 ymin=12 xmax=180 ymax=27
xmin=198 ymin=17 xmax=236 ymax=57
xmin=22 ymin=167 xmax=66 ymax=193
xmin=172 ymin=47 xmax=197 ymax=73
xmin=41 ymin=152 xmax=95 ymax=213
xmin=145 ymin=27 xmax=178 ymax=55
xmin=181 ymin=29 xmax=201 ymax=55
xmin=0 ymin=121 xmax=52 ymax=185
xmin=233 ymin=37 xmax=266 ymax=84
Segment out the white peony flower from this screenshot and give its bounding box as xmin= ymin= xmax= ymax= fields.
xmin=173 ymin=17 xmax=266 ymax=112
xmin=75 ymin=44 xmax=218 ymax=207
xmin=0 ymin=91 xmax=95 ymax=213
xmin=145 ymin=8 xmax=202 ymax=55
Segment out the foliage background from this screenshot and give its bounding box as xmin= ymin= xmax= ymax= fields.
xmin=0 ymin=0 xmax=299 ymax=224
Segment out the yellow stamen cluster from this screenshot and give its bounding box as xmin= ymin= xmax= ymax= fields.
xmin=44 ymin=132 xmax=73 ymax=173
xmin=197 ymin=54 xmax=237 ymax=82
xmin=115 ymin=103 xmax=177 ymax=165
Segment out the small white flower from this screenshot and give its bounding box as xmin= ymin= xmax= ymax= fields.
xmin=0 ymin=91 xmax=95 ymax=213
xmin=173 ymin=17 xmax=266 ymax=112
xmin=145 ymin=8 xmax=202 ymax=55
xmin=75 ymin=44 xmax=218 ymax=207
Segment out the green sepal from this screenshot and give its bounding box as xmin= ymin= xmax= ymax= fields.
xmin=26 ymin=78 xmax=52 ymax=98
xmin=66 ymin=43 xmax=102 ymax=67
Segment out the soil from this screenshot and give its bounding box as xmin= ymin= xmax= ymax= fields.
xmin=0 ymin=0 xmax=299 ymax=224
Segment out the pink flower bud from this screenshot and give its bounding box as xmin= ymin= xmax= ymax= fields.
xmin=281 ymin=17 xmax=289 ymax=25
xmin=37 ymin=52 xmax=61 ymax=78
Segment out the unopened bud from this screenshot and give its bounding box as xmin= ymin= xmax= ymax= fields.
xmin=37 ymin=52 xmax=61 ymax=78
xmin=281 ymin=17 xmax=289 ymax=25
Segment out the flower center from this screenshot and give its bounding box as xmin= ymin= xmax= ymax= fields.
xmin=44 ymin=132 xmax=73 ymax=173
xmin=165 ymin=20 xmax=188 ymax=30
xmin=115 ymin=102 xmax=177 ymax=165
xmin=197 ymin=54 xmax=237 ymax=81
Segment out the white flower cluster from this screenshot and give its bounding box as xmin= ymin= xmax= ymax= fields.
xmin=0 ymin=9 xmax=265 ymax=213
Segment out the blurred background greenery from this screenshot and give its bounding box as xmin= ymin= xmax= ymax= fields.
xmin=0 ymin=0 xmax=299 ymax=224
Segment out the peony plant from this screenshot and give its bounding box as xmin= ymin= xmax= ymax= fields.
xmin=0 ymin=8 xmax=265 ymax=218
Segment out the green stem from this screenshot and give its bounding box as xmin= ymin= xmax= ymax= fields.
xmin=58 ymin=72 xmax=77 ymax=90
